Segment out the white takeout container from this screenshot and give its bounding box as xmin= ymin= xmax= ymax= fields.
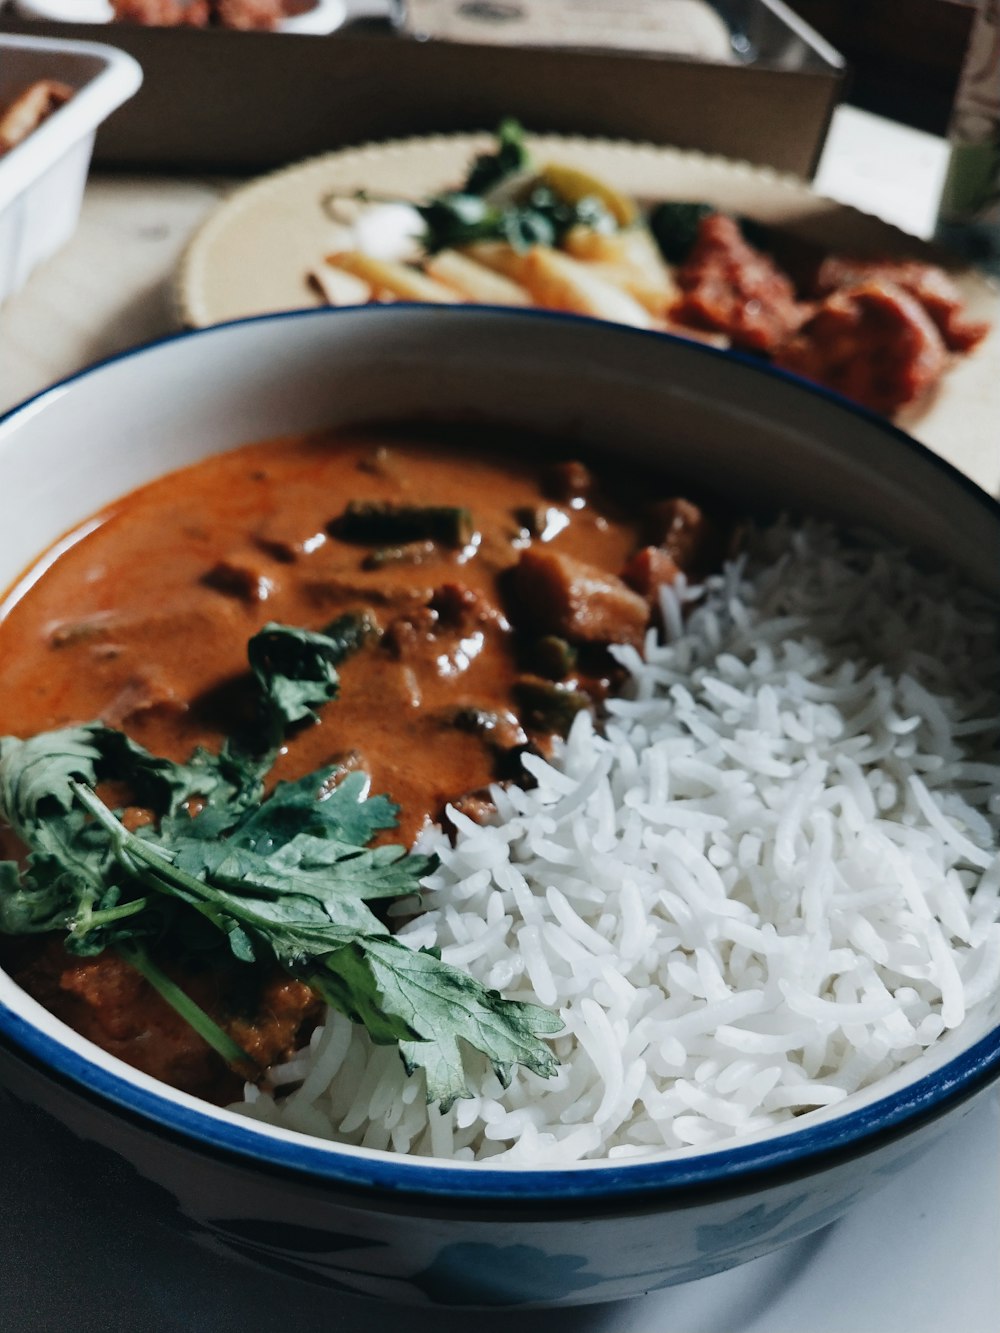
xmin=0 ymin=31 xmax=141 ymax=303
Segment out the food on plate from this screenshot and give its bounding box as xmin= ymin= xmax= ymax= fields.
xmin=774 ymin=280 xmax=949 ymax=419
xmin=322 ymin=250 xmax=461 ymax=305
xmin=671 ymin=211 xmax=801 ymax=353
xmin=0 ymin=79 xmax=72 ymax=155
xmin=1 ymin=426 xmax=997 ymax=1163
xmin=423 ymin=248 xmax=531 ymax=306
xmin=110 ymin=0 xmax=291 ymax=29
xmin=312 ymin=121 xmax=990 ymax=416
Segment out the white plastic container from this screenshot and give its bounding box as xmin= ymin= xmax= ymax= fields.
xmin=0 ymin=33 xmax=141 ymax=303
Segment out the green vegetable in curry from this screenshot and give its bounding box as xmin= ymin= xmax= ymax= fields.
xmin=335 ymin=501 xmax=476 ymax=548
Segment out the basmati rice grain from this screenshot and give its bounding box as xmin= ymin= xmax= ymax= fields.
xmin=234 ymin=521 xmax=1000 ymax=1164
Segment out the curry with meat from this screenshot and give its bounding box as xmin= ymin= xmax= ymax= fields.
xmin=0 ymin=428 xmax=718 ymax=1104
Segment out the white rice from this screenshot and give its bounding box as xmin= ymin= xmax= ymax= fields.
xmin=233 ymin=520 xmax=1000 ymax=1164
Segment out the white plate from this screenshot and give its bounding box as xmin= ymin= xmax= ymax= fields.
xmin=176 ymin=132 xmax=1000 ymax=495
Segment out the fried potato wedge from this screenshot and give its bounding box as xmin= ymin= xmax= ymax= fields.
xmin=459 ymin=242 xmax=535 ymax=283
xmin=424 ymin=249 xmax=531 ymax=305
xmin=326 ymin=251 xmax=459 ymax=303
xmin=519 ymin=247 xmax=654 ymax=328
xmin=310 ymin=262 xmax=373 ymax=307
xmin=0 ymin=79 xmax=73 ymax=154
xmin=564 ymin=226 xmax=679 ymax=315
xmin=562 ymin=225 xmax=635 ymax=265
xmin=573 ymin=261 xmax=674 ymax=316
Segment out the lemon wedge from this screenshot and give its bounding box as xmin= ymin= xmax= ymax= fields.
xmin=537 ymin=163 xmax=638 ymax=227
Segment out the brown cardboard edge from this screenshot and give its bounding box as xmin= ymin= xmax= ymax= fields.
xmin=0 ymin=19 xmax=845 ymax=178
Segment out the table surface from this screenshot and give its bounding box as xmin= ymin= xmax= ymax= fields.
xmin=1 ymin=105 xmax=998 ymax=1332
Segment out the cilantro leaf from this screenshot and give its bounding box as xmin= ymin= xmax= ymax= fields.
xmin=374 ymin=938 xmax=562 ymax=1108
xmin=62 ymin=778 xmax=559 ymax=1105
xmin=223 ymin=768 xmax=398 ymax=857
xmin=245 ymin=613 xmax=376 ymax=751
xmin=338 ymin=121 xmax=615 ymax=262
xmin=0 ymin=726 xmax=103 ymax=823
xmin=247 ymin=623 xmax=343 ymax=743
xmin=462 ymin=117 xmax=530 ymax=195
xmin=417 ymin=184 xmax=616 ymax=256
xmin=0 ymin=614 xmax=561 ymax=1106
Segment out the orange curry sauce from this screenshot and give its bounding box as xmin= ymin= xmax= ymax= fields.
xmin=0 ymin=427 xmax=712 ymax=1101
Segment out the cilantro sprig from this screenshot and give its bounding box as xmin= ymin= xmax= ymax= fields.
xmin=417 ymin=119 xmax=615 ymax=254
xmin=343 ymin=119 xmax=617 ymax=256
xmin=0 ymin=617 xmax=560 ymax=1109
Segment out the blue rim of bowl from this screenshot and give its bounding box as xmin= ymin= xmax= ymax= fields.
xmin=1 ymin=303 xmax=999 ymax=1203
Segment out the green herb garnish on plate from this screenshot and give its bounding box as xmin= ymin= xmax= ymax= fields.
xmin=349 ymin=118 xmax=620 ymax=256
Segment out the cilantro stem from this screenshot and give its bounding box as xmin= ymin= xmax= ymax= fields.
xmin=71 ymin=781 xmax=237 ymax=932
xmin=118 ymin=941 xmax=253 ymax=1071
xmin=74 ymin=898 xmax=149 ymax=930
xmin=51 ymin=756 xmax=557 ymax=1106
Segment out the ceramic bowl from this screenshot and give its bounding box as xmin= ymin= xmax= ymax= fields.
xmin=0 ymin=305 xmax=998 ymax=1308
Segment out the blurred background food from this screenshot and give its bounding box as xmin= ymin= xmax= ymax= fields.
xmin=0 ymin=75 xmax=71 ymax=154
xmin=296 ymin=122 xmax=990 ymax=417
xmin=8 ymin=0 xmax=348 ymax=33
xmin=2 ymin=2 xmax=996 ymax=483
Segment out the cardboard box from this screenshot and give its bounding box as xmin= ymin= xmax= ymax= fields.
xmin=0 ymin=4 xmax=844 ymax=177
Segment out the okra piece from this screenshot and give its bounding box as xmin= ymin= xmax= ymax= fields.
xmin=532 ymin=635 xmax=578 ymax=680
xmin=514 ymin=676 xmax=591 ymax=738
xmin=362 ymin=540 xmax=438 ymax=571
xmin=334 ymin=501 xmax=476 ymax=548
xmin=321 ymin=610 xmax=380 ymax=656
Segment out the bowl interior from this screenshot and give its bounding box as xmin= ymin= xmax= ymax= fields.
xmin=1 ymin=304 xmax=998 ymax=1195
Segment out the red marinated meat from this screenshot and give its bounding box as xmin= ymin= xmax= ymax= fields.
xmin=775 ymin=280 xmax=948 ymax=415
xmin=112 ymin=0 xmax=283 ymax=25
xmin=674 ymin=214 xmax=804 ymax=354
xmin=814 ymin=257 xmax=989 ymax=354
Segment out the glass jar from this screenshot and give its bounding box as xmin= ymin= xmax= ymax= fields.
xmin=935 ymin=0 xmax=1000 ymax=275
